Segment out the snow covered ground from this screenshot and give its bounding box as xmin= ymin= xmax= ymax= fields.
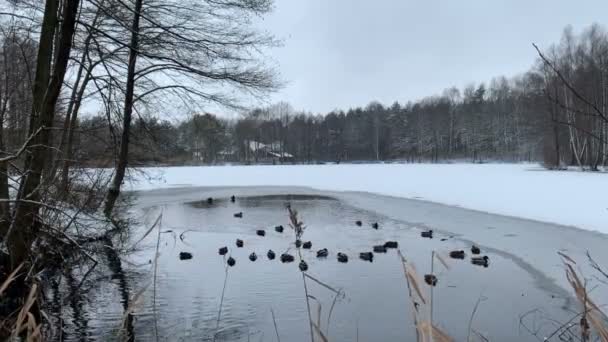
xmin=129 ymin=163 xmax=608 ymax=234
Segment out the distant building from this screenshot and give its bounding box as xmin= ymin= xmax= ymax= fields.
xmin=248 ymin=140 xmax=294 ymax=163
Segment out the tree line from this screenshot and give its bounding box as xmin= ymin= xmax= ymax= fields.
xmin=74 ymin=23 xmax=606 ymax=169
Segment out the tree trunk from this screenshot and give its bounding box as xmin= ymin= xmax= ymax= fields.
xmin=59 ymin=72 xmax=92 ymax=193
xmin=0 ymin=133 xmax=9 ymax=237
xmin=103 ymin=0 xmax=143 ymax=217
xmin=7 ymin=0 xmax=80 ymax=267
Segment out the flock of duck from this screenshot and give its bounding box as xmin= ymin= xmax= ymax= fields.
xmin=179 ymin=195 xmax=491 ymax=271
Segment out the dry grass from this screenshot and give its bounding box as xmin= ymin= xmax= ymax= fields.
xmin=0 ymin=263 xmax=42 ymax=342
xmin=11 ymin=283 xmax=42 ymax=342
xmin=0 ymin=263 xmax=23 ymax=296
xmin=561 ymin=254 xmax=608 ymax=342
xmin=287 ymin=205 xmax=315 ymax=341
xmin=286 ymin=205 xmax=347 ymax=342
xmin=397 ymin=249 xmax=453 ymax=342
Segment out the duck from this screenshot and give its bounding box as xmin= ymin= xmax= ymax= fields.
xmin=337 ymin=253 xmax=348 ymax=263
xmin=424 ymin=274 xmax=438 ymax=286
xmin=256 ymin=229 xmax=266 ymax=237
xmin=207 ymin=197 xmax=213 ymax=205
xmin=295 ymin=240 xmax=302 ymax=248
xmin=373 ymin=245 xmax=387 ymax=253
xmin=218 ymin=246 xmax=228 ymax=256
xmin=421 ymin=230 xmax=433 ymax=239
xmin=234 ymin=212 xmax=243 ymax=218
xmin=236 ymin=239 xmax=244 ymax=248
xmin=359 ymin=252 xmax=374 ymax=262
xmin=384 ymin=241 xmax=398 ymax=249
xmin=372 ymin=222 xmax=379 ymax=229
xmin=281 ymin=253 xmax=295 ymax=263
xmin=302 ymin=241 xmax=312 ymax=249
xmin=249 ymin=252 xmax=257 ymax=262
xmin=449 ymin=250 xmax=465 ymax=259
xmin=275 ymin=225 xmax=284 ymax=233
xmin=227 ymin=256 xmax=236 ymax=267
xmin=179 ymin=252 xmax=193 ymax=260
xmin=471 ymin=245 xmax=481 ymax=255
xmin=299 ymin=260 xmax=309 ymax=272
xmin=230 ymin=195 xmax=236 ymax=203
xmin=267 ymin=250 xmax=276 ymax=260
xmin=355 ymin=220 xmax=362 ymax=227
xmin=316 ymin=248 xmax=329 ymax=258
xmin=471 ymin=256 xmax=489 ymax=267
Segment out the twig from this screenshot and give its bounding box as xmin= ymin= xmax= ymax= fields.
xmin=131 ymin=214 xmax=162 ymax=248
xmin=0 ymin=263 xmax=24 ymax=296
xmin=398 ymin=249 xmax=422 ymax=342
xmin=430 ymin=251 xmax=435 ymax=342
xmin=467 ymin=294 xmax=487 ymax=342
xmin=587 ymin=251 xmax=608 ymax=281
xmin=213 ymin=259 xmax=230 ymax=342
xmin=271 ymin=308 xmax=281 ymax=342
xmin=356 ymin=317 xmax=359 ymax=342
xmin=0 ymin=127 xmax=44 ymax=162
xmin=533 ymin=43 xmax=608 ymax=123
xmin=152 ymin=212 xmax=163 ymax=342
xmin=303 ymin=273 xmax=341 ymax=294
xmin=326 ymin=287 xmax=342 ymax=339
xmin=301 ymin=270 xmax=315 ymax=342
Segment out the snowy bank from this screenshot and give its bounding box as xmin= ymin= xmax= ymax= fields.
xmin=129 ymin=163 xmax=608 ymax=233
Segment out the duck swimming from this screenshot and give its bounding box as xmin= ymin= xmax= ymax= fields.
xmin=281 ymin=253 xmax=295 ymax=263
xmin=359 ymin=252 xmax=374 ymax=262
xmin=317 ymin=248 xmax=329 ymax=258
xmin=424 ymin=274 xmax=438 ymax=286
xmin=384 ymin=241 xmax=398 ymax=249
xmin=179 ymin=252 xmax=193 ymax=260
xmin=373 ymin=245 xmax=387 ymax=253
xmin=471 ymin=256 xmax=489 ymax=267
xmin=267 ymin=250 xmax=276 ymax=260
xmin=449 ymin=250 xmax=465 ymax=259
xmin=227 ymin=257 xmax=236 ymax=267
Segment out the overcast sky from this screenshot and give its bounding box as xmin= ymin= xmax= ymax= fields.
xmin=255 ymin=0 xmax=608 ymax=114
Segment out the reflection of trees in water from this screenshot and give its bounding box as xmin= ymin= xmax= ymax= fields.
xmin=103 ymin=237 xmax=134 ymax=342
xmin=46 ymin=241 xmax=135 ymax=341
xmin=65 ymin=271 xmax=89 ymax=341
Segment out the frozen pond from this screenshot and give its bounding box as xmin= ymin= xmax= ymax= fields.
xmin=76 ymin=186 xmax=608 ymax=341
